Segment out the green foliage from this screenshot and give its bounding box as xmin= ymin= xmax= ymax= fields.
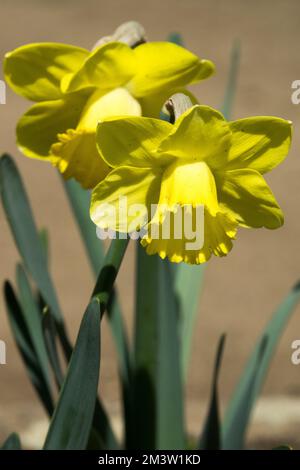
xmin=44 ymin=298 xmax=101 ymax=450
xmin=199 ymin=335 xmax=226 ymax=450
xmin=1 ymin=433 xmax=21 ymax=450
xmin=0 ymin=39 xmax=296 ymax=452
xmin=222 ymin=282 xmax=300 ymax=449
xmin=133 ymin=246 xmax=184 ymax=449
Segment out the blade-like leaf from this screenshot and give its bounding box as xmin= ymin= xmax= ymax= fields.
xmin=42 ymin=308 xmax=64 ymax=389
xmin=273 ymin=445 xmax=292 ymax=450
xmin=222 ymin=282 xmax=300 ymax=449
xmin=91 ymin=401 xmax=119 ymax=450
xmin=133 ymin=245 xmax=185 ymax=449
xmin=156 ymin=259 xmax=185 ymax=449
xmin=167 ymin=32 xmax=183 ymax=46
xmin=199 ymin=335 xmax=226 ymax=450
xmin=3 ymin=281 xmax=54 ymax=415
xmin=16 ymin=263 xmax=51 ymax=389
xmin=44 ymin=298 xmax=101 ymax=450
xmin=221 ymin=39 xmax=240 ymax=119
xmin=63 ymin=179 xmax=131 ymax=401
xmin=0 ymin=155 xmax=61 ymax=322
xmin=39 ymin=228 xmax=50 ymax=265
xmin=1 ymin=433 xmax=21 ymax=450
xmin=175 ymin=264 xmax=205 ymax=379
xmin=63 ymin=178 xmax=104 ymax=274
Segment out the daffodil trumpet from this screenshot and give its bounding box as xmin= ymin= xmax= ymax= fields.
xmin=91 ymin=93 xmax=292 ymax=264
xmin=4 ymin=22 xmax=214 ymax=189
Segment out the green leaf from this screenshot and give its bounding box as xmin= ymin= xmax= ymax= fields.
xmin=175 ymin=263 xmax=205 ymax=379
xmin=221 ymin=39 xmax=240 ymax=119
xmin=273 ymin=445 xmax=292 ymax=450
xmin=222 ymin=282 xmax=300 ymax=449
xmin=1 ymin=433 xmax=21 ymax=450
xmin=0 ymin=155 xmax=62 ymax=322
xmin=167 ymin=33 xmax=184 ymax=46
xmin=63 ymin=179 xmax=131 ymax=404
xmin=133 ymin=245 xmax=185 ymax=450
xmin=44 ymin=298 xmax=101 ymax=450
xmin=3 ymin=281 xmax=54 ymax=415
xmin=41 ymin=305 xmax=118 ymax=450
xmin=42 ymin=308 xmax=64 ymax=389
xmin=16 ymin=263 xmax=51 ymax=389
xmin=39 ymin=228 xmax=50 ymax=265
xmin=63 ymin=178 xmax=104 ymax=274
xmin=199 ymin=335 xmax=226 ymax=450
xmin=91 ymin=401 xmax=119 ymax=450
xmin=156 ymin=259 xmax=185 ymax=449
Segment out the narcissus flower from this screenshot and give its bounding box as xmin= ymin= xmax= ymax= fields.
xmin=4 ymin=35 xmax=214 ymax=188
xmin=90 ymin=104 xmax=292 ymax=264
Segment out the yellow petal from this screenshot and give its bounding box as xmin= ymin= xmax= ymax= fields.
xmin=17 ymin=92 xmax=87 ymax=160
xmin=156 ymin=160 xmax=219 ymax=213
xmin=226 ymin=117 xmax=292 ymax=173
xmin=4 ymin=43 xmax=88 ymax=101
xmin=158 ymin=105 xmax=231 ymax=168
xmin=141 ymin=209 xmax=236 ymax=264
xmin=90 ymin=166 xmax=161 ymax=232
xmin=141 ymin=160 xmax=237 ymax=264
xmin=127 ymin=42 xmax=214 ymax=97
xmin=50 ymin=88 xmax=142 ymax=188
xmin=51 ymin=130 xmax=109 ymax=189
xmin=217 ymin=168 xmax=284 ymax=229
xmin=61 ymin=42 xmax=136 ymax=94
xmin=96 ymin=115 xmax=172 ymax=168
xmin=79 ymin=87 xmax=141 ymax=132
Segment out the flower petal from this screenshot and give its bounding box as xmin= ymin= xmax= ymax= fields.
xmin=141 ymin=209 xmax=237 ymax=264
xmin=158 ymin=105 xmax=231 ymax=167
xmin=4 ymin=43 xmax=88 ymax=101
xmin=61 ymin=42 xmax=136 ymax=94
xmin=141 ymin=159 xmax=237 ymax=264
xmin=90 ymin=166 xmax=161 ymax=232
xmin=17 ymin=92 xmax=87 ymax=159
xmin=127 ymin=42 xmax=215 ymax=97
xmin=96 ymin=116 xmax=172 ymax=168
xmin=226 ymin=117 xmax=292 ymax=173
xmin=51 ymin=129 xmax=109 ymax=189
xmin=79 ymin=87 xmax=141 ymax=132
xmin=217 ymin=168 xmax=284 ymax=229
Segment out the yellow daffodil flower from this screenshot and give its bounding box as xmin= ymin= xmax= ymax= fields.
xmin=4 ymin=31 xmax=214 ymax=188
xmin=90 ymin=103 xmax=292 ymax=264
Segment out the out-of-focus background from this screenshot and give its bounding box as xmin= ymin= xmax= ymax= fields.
xmin=0 ymin=0 xmax=300 ymax=449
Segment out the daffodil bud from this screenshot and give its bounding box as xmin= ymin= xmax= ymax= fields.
xmin=165 ymin=92 xmax=194 ymax=123
xmin=93 ymin=21 xmax=146 ymax=50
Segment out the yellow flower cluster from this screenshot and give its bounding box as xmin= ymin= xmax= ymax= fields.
xmin=4 ymin=22 xmax=292 ymax=264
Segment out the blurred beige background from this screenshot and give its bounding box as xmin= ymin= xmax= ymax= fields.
xmin=0 ymin=0 xmax=300 ymax=449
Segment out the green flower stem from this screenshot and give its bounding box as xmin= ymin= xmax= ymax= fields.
xmin=92 ymin=238 xmax=130 ymax=317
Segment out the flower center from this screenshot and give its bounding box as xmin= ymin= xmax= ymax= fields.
xmin=159 ymin=160 xmax=219 ymax=215
xmin=78 ymin=87 xmax=141 ymax=132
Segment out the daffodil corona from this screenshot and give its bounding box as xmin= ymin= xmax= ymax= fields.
xmin=91 ymin=101 xmax=292 ymax=264
xmin=4 ymin=24 xmax=214 ymax=188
